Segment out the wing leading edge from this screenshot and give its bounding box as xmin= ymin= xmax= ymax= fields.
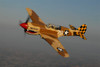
xmin=41 ymin=34 xmax=69 ymax=57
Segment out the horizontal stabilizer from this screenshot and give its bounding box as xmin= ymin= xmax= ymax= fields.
xmin=69 ymin=24 xmax=77 ymax=30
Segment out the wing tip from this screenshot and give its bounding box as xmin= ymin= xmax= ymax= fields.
xmin=26 ymin=8 xmax=30 ymax=11
xmin=64 ymin=54 xmax=70 ymax=58
xmin=26 ymin=8 xmax=32 ymax=16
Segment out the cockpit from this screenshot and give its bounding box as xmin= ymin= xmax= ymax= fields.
xmin=46 ymin=24 xmax=61 ymax=30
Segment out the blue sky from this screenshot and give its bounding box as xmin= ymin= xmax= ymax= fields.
xmin=0 ymin=0 xmax=100 ymax=26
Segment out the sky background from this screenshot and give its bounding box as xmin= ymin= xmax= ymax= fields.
xmin=0 ymin=0 xmax=100 ymax=67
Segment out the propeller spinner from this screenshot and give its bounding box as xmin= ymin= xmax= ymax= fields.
xmin=19 ymin=16 xmax=30 ymax=31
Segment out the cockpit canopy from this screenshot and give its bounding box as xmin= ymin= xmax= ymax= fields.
xmin=46 ymin=24 xmax=61 ymax=30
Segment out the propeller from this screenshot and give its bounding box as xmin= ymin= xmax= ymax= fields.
xmin=24 ymin=29 xmax=27 ymax=33
xmin=19 ymin=15 xmax=30 ymax=25
xmin=25 ymin=15 xmax=30 ymax=23
xmin=19 ymin=15 xmax=30 ymax=36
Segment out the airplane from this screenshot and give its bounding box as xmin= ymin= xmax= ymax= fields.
xmin=19 ymin=8 xmax=87 ymax=57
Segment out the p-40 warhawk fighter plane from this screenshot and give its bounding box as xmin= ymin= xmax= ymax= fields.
xmin=20 ymin=8 xmax=87 ymax=57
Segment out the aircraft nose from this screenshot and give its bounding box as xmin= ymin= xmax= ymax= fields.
xmin=20 ymin=23 xmax=28 ymax=29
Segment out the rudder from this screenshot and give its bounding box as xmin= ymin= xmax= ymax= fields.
xmin=78 ymin=24 xmax=87 ymax=34
xmin=78 ymin=24 xmax=87 ymax=40
xmin=80 ymin=34 xmax=87 ymax=40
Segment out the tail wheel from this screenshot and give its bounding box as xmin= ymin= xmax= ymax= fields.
xmin=64 ymin=30 xmax=69 ymax=36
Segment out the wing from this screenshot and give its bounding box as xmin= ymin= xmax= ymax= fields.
xmin=26 ymin=8 xmax=45 ymax=25
xmin=41 ymin=34 xmax=69 ymax=57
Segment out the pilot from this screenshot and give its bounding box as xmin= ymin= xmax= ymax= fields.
xmin=48 ymin=24 xmax=52 ymax=28
xmin=51 ymin=25 xmax=55 ymax=29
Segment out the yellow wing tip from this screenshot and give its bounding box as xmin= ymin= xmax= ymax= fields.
xmin=58 ymin=49 xmax=70 ymax=58
xmin=26 ymin=8 xmax=30 ymax=10
xmin=26 ymin=8 xmax=32 ymax=16
xmin=64 ymin=54 xmax=70 ymax=58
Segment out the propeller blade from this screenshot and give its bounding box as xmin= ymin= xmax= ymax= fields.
xmin=24 ymin=29 xmax=27 ymax=32
xmin=25 ymin=16 xmax=30 ymax=23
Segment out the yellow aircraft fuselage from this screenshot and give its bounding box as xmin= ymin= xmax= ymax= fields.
xmin=26 ymin=22 xmax=81 ymax=38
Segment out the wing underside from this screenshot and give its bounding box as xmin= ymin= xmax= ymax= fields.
xmin=41 ymin=34 xmax=69 ymax=57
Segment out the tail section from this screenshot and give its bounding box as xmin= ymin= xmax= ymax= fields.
xmin=69 ymin=24 xmax=87 ymax=40
xmin=78 ymin=24 xmax=87 ymax=40
xmin=80 ymin=34 xmax=87 ymax=40
xmin=78 ymin=24 xmax=87 ymax=34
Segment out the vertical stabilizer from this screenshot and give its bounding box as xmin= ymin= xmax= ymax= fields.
xmin=78 ymin=24 xmax=87 ymax=40
xmin=78 ymin=24 xmax=87 ymax=34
